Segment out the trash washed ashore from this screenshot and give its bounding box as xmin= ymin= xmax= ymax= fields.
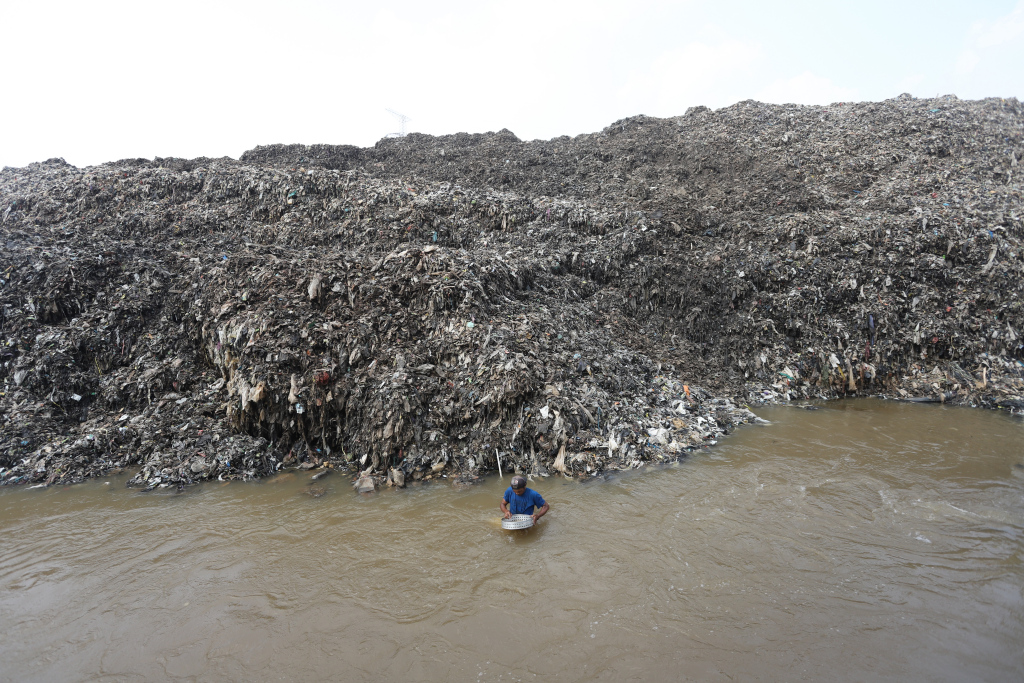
xmin=1 ymin=94 xmax=1022 ymax=489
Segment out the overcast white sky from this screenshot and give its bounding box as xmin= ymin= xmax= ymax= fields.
xmin=1 ymin=0 xmax=1022 ymax=168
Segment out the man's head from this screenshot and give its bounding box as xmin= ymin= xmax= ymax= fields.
xmin=511 ymin=475 xmax=527 ymax=493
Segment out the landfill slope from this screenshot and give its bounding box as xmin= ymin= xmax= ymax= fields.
xmin=2 ymin=94 xmax=1022 ymax=489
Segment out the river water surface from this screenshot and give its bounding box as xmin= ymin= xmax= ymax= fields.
xmin=2 ymin=400 xmax=1023 ymax=682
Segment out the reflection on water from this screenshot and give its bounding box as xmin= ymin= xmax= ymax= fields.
xmin=1 ymin=400 xmax=1022 ymax=681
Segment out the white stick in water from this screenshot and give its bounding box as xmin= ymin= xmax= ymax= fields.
xmin=496 ymin=449 xmax=502 ymax=479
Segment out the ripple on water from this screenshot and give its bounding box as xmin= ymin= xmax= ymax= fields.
xmin=0 ymin=399 xmax=1022 ymax=681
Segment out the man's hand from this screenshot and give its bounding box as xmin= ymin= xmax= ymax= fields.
xmin=532 ymin=503 xmax=549 ymax=524
xmin=503 ymin=510 xmax=511 ymax=519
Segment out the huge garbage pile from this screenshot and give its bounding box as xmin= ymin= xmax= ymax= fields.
xmin=2 ymin=93 xmax=1022 ymax=488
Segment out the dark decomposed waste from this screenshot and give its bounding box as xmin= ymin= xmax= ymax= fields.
xmin=2 ymin=94 xmax=1022 ymax=489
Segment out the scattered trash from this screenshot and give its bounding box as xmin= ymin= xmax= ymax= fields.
xmin=1 ymin=94 xmax=1021 ymax=489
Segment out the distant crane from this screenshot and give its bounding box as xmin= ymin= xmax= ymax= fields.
xmin=385 ymin=109 xmax=410 ymax=137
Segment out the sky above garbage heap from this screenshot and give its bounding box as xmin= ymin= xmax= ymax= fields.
xmin=1 ymin=0 xmax=1023 ymax=169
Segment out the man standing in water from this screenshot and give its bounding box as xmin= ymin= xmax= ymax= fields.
xmin=501 ymin=475 xmax=549 ymax=524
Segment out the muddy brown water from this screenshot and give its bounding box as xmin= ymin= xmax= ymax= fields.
xmin=2 ymin=400 xmax=1022 ymax=682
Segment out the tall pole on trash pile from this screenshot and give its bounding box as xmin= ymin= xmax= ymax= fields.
xmin=385 ymin=109 xmax=410 ymax=137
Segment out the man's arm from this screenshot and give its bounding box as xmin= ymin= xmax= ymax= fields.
xmin=500 ymin=496 xmax=511 ymax=518
xmin=532 ymin=502 xmax=549 ymax=523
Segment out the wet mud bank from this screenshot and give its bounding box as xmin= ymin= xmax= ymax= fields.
xmin=2 ymin=94 xmax=1022 ymax=489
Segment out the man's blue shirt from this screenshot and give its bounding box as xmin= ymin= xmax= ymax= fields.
xmin=504 ymin=486 xmax=546 ymax=516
